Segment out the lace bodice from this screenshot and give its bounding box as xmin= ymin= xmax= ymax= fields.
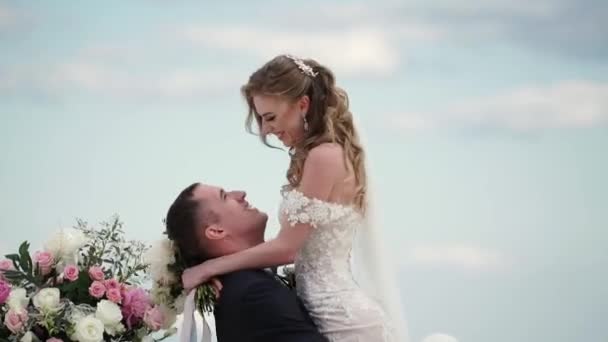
xmin=279 ymin=189 xmax=362 ymax=294
xmin=279 ymin=189 xmax=393 ymax=341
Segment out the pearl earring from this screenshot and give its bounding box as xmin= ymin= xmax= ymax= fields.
xmin=303 ymin=114 xmax=309 ymax=131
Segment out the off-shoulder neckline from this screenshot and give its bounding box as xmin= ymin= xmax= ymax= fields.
xmin=281 ymin=188 xmax=362 ymax=213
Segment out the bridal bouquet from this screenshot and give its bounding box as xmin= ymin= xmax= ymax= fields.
xmin=143 ymin=238 xmax=216 ymax=316
xmin=145 ymin=235 xmax=297 ymax=317
xmin=0 ymin=216 xmax=176 ymax=342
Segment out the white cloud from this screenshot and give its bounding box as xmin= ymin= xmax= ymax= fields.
xmin=404 ymin=243 xmax=506 ymax=271
xmin=76 ymin=44 xmax=143 ymax=64
xmin=0 ymin=62 xmax=242 ymax=100
xmin=299 ymin=3 xmax=446 ymax=40
xmin=399 ymin=0 xmax=562 ymax=17
xmin=55 ymin=62 xmax=241 ymax=98
xmin=392 ymin=81 xmax=608 ymax=132
xmin=313 ymin=0 xmax=607 ymax=60
xmin=393 ymin=23 xmax=445 ymax=41
xmin=421 ymin=333 xmax=460 ymax=342
xmin=403 ymin=0 xmax=607 ymax=59
xmin=179 ymin=25 xmax=401 ymax=76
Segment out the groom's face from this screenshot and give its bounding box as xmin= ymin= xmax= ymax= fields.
xmin=193 ymin=184 xmax=267 ymax=243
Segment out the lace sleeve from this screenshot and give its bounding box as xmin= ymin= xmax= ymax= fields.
xmin=280 ymin=189 xmax=356 ymax=228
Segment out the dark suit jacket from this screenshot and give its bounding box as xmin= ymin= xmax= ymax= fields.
xmin=213 ymin=269 xmax=328 ymax=342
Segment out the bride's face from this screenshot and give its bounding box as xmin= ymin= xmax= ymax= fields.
xmin=253 ymin=94 xmax=309 ymax=148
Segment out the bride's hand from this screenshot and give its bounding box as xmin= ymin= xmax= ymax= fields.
xmin=209 ymin=277 xmax=223 ymax=298
xmin=182 ymin=262 xmax=212 ymax=292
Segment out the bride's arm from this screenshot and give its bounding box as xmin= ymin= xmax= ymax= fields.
xmin=182 ymin=144 xmax=344 ymax=291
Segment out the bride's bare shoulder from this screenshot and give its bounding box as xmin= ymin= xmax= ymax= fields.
xmin=307 ymin=143 xmax=344 ymax=162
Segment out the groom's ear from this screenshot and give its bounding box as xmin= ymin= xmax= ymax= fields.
xmin=204 ymin=224 xmax=226 ymax=241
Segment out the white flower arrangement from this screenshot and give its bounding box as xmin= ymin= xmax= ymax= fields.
xmin=33 ymin=288 xmax=61 ymax=312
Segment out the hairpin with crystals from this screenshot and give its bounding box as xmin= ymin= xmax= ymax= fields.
xmin=285 ymin=54 xmax=318 ymax=78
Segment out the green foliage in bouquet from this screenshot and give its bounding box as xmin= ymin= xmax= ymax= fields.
xmin=2 ymin=242 xmax=44 ymax=289
xmin=75 ymin=216 xmax=149 ymax=285
xmin=194 ymin=285 xmax=217 ymax=314
xmin=169 ymin=245 xmax=217 ymax=314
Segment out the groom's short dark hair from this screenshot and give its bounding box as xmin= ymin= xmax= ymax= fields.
xmin=165 ymin=182 xmax=217 ymax=266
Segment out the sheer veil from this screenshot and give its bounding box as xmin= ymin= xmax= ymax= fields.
xmin=351 ymin=114 xmax=410 ymax=342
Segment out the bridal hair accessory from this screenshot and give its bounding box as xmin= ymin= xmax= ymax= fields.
xmin=285 ymin=54 xmax=318 ymax=77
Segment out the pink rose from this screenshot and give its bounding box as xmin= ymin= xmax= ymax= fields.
xmin=63 ymin=265 xmax=79 ymax=282
xmin=144 ymin=306 xmax=165 ymax=331
xmin=120 ymin=283 xmax=129 ymax=296
xmin=88 ymin=266 xmax=105 ymax=281
xmin=106 ymin=288 xmax=122 ymax=304
xmin=0 ymin=280 xmax=10 ymax=304
xmin=0 ymin=259 xmax=14 ymax=271
xmin=121 ymin=287 xmax=150 ymax=328
xmin=4 ymin=308 xmax=28 ymax=334
xmin=47 ymin=339 xmax=63 ymax=342
xmin=33 ymin=251 xmax=54 ymax=276
xmin=88 ymin=281 xmax=106 ymax=299
xmin=0 ymin=259 xmax=14 ymax=281
xmin=104 ymin=278 xmax=120 ymax=290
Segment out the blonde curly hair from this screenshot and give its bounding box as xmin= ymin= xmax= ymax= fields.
xmin=241 ymin=55 xmax=368 ymax=211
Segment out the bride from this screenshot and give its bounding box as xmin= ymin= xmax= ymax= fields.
xmin=182 ymin=54 xmax=408 ymax=341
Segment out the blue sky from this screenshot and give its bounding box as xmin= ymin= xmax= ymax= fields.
xmin=1 ymin=1 xmax=607 ymax=341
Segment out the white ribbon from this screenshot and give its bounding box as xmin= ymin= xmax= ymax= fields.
xmin=179 ymin=290 xmax=212 ymax=342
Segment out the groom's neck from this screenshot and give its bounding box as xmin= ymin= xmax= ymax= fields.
xmin=243 ymin=225 xmax=266 ymax=247
xmin=244 ymin=236 xmax=265 ymax=248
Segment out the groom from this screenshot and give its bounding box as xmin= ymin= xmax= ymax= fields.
xmin=165 ymin=182 xmax=327 ymax=342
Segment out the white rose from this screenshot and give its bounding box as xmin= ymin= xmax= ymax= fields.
xmin=20 ymin=331 xmax=39 ymax=342
xmin=104 ymin=322 xmax=125 ymax=336
xmin=33 ymin=288 xmax=61 ymax=311
xmin=141 ymin=335 xmax=155 ymax=342
xmin=69 ymin=309 xmax=86 ymax=325
xmin=7 ymin=288 xmax=29 ymax=310
xmin=73 ymin=315 xmax=104 ymax=342
xmin=95 ymin=300 xmax=123 ymax=334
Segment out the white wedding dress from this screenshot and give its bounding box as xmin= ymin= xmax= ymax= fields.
xmin=279 ymin=188 xmax=399 ymax=342
xmin=179 ymin=186 xmax=407 ymax=342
